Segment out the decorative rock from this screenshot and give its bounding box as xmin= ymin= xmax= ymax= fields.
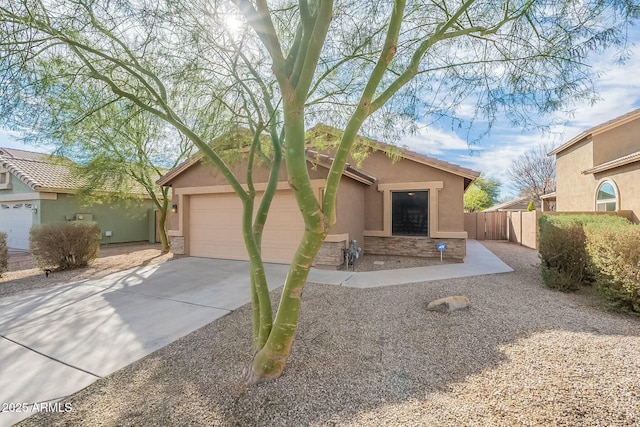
xmin=426 ymin=295 xmax=470 ymax=313
xmin=373 ymin=261 xmax=385 ymax=265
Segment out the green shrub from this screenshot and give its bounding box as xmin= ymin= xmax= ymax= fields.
xmin=586 ymin=226 xmax=640 ymax=315
xmin=538 ymin=217 xmax=588 ymax=291
xmin=0 ymin=232 xmax=7 ymax=277
xmin=30 ymin=222 xmax=100 ymax=270
xmin=539 ymin=213 xmax=640 ymax=315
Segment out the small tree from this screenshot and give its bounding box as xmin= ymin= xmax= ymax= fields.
xmin=464 ymin=184 xmax=492 ymax=212
xmin=465 ymin=176 xmax=501 ymax=211
xmin=11 ymin=81 xmax=195 ymax=253
xmin=508 ymin=143 xmax=555 ymax=201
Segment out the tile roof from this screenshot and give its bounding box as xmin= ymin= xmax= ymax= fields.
xmin=0 ymin=148 xmax=84 ymax=192
xmin=305 ymin=148 xmax=377 ymax=185
xmin=157 ymin=124 xmax=481 ymax=190
xmin=0 ymin=147 xmax=149 ymax=195
xmin=548 ymin=108 xmax=640 ymax=156
xmin=582 ymin=150 xmax=640 ymax=174
xmin=307 ymin=124 xmax=480 ymax=190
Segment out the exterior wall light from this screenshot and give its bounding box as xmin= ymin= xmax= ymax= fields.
xmin=171 ymin=204 xmax=178 ymax=213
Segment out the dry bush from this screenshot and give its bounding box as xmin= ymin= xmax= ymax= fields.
xmin=30 ymin=222 xmax=100 ymax=270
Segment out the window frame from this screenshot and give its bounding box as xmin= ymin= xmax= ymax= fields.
xmin=391 ymin=190 xmax=429 ymax=236
xmin=595 ymin=180 xmax=618 ymax=212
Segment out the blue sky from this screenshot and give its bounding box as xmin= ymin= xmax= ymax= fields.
xmin=2 ymin=30 xmax=640 ymax=201
xmin=399 ymin=35 xmax=640 ymax=200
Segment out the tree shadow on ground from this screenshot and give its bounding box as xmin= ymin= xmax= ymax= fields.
xmin=18 ymin=242 xmax=640 ymax=426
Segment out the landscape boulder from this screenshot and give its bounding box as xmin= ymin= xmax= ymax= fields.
xmin=426 ymin=295 xmax=470 ymax=313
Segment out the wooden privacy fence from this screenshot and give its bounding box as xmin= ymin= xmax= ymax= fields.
xmin=464 ymin=211 xmax=540 ymax=249
xmin=464 ymin=211 xmax=508 ymax=241
xmin=507 ymin=211 xmax=541 ymax=249
xmin=464 ymin=210 xmax=633 ymax=250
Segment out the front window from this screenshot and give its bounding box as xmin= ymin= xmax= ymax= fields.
xmin=392 ymin=191 xmax=428 ymax=236
xmin=596 ymin=181 xmax=617 ymax=212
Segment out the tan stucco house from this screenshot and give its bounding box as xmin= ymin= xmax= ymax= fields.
xmin=158 ymin=125 xmax=479 ymax=268
xmin=547 ymin=108 xmax=640 ymax=223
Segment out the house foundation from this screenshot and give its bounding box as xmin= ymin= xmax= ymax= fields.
xmin=364 ymin=236 xmax=466 ymax=260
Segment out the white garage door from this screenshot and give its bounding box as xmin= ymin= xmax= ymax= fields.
xmin=188 ymin=191 xmax=305 ymax=264
xmin=0 ymin=201 xmax=33 ymax=250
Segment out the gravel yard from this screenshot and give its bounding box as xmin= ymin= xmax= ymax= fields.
xmin=1 ymin=243 xmax=173 ymax=299
xmin=17 ymin=241 xmax=640 ymax=426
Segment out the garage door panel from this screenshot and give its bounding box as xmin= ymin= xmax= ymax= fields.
xmin=188 ymin=191 xmax=305 ymax=264
xmin=0 ymin=201 xmax=33 ymax=250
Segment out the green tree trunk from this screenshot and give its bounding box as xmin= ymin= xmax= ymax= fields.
xmin=157 ymin=201 xmax=170 ymax=253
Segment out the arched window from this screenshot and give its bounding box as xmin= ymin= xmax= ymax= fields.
xmin=596 ymin=181 xmax=617 ymax=212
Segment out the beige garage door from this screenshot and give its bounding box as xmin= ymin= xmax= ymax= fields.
xmin=188 ymin=191 xmax=305 ymax=264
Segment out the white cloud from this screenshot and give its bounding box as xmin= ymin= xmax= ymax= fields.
xmin=400 ymin=125 xmax=475 ymax=156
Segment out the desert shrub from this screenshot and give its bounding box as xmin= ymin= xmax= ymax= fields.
xmin=30 ymin=221 xmax=100 ymax=270
xmin=538 ymin=215 xmax=631 ymax=291
xmin=586 ymin=225 xmax=640 ymax=315
xmin=0 ymin=232 xmax=7 ymax=277
xmin=538 ymin=217 xmax=588 ymax=291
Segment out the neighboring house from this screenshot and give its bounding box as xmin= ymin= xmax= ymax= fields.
xmin=158 ymin=125 xmax=480 ymax=269
xmin=0 ymin=148 xmax=157 ymax=251
xmin=547 ymin=108 xmax=640 ymax=223
xmin=483 ymin=197 xmax=540 ymax=212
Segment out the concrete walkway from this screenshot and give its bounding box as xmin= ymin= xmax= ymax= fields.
xmin=0 ymin=240 xmax=512 ymax=426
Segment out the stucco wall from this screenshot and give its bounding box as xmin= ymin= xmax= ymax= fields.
xmin=0 ymin=176 xmax=34 ymax=196
xmin=333 ymin=178 xmax=366 ymax=246
xmin=555 ymin=139 xmax=596 ymax=212
xmin=358 ymin=151 xmax=466 ymax=234
xmin=594 ymin=164 xmax=640 ymax=223
xmin=40 ymin=194 xmax=153 ymax=243
xmin=555 ymin=135 xmax=640 ymax=223
xmin=170 ymin=158 xmax=327 ymax=188
xmin=592 ymin=120 xmax=640 ymax=166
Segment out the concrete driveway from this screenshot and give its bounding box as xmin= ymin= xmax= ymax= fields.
xmin=0 ymin=240 xmax=511 ymax=426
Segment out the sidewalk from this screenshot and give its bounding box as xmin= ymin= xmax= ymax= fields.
xmin=308 ymin=239 xmax=513 ymax=286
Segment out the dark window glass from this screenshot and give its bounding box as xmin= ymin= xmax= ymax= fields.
xmin=392 ymin=191 xmax=428 ymax=236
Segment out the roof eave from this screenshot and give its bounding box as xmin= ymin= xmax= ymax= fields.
xmin=157 ymin=156 xmax=202 ymax=186
xmin=581 ymin=152 xmax=640 ymax=174
xmin=548 ymin=132 xmax=590 ymax=156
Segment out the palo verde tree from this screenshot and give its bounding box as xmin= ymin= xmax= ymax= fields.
xmin=1 ymin=0 xmax=638 ymax=383
xmin=9 ymin=80 xmax=195 ymax=252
